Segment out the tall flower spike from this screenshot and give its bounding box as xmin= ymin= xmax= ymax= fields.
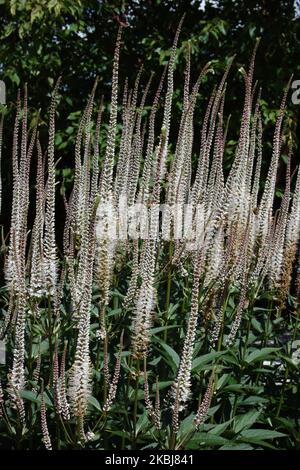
xmin=192 ymin=57 xmax=234 ymax=208
xmin=113 ymin=78 xmax=129 ymax=198
xmin=226 ymin=273 xmax=249 ymax=346
xmin=94 ymin=31 xmax=123 ymax=336
xmin=53 ymin=342 xmax=62 ymax=415
xmin=210 ymin=286 xmax=227 ymax=347
xmin=194 ymin=371 xmax=215 ymax=429
xmin=143 ymin=356 xmax=155 ymax=420
xmin=0 ymin=379 xmax=4 ymax=417
xmin=103 ymin=335 xmax=110 ymax=386
xmin=44 ymin=78 xmax=61 ymax=297
xmin=257 ymin=77 xmax=292 ymax=242
xmin=69 ymin=88 xmax=92 ymax=241
xmin=0 ymin=276 xmax=15 ymax=339
xmin=10 ymin=294 xmax=26 ymax=393
xmin=19 ymin=84 xmax=28 ymax=216
xmin=251 ymin=111 xmax=263 ymax=209
xmin=58 ymin=341 xmax=70 ymax=421
xmin=8 ymin=184 xmax=26 ymax=412
xmin=171 ymin=251 xmax=203 ymax=411
xmin=278 ymin=153 xmax=300 ymax=305
xmin=114 ymin=66 xmax=143 ymax=200
xmin=191 ymin=86 xmax=216 ymax=207
xmin=154 ymin=376 xmax=161 ymax=430
xmin=297 ymin=249 xmax=300 ymax=304
xmin=167 ymin=62 xmax=211 ymax=208
xmin=269 ymin=153 xmax=291 ymax=288
xmin=159 ymin=15 xmax=185 ymax=180
xmin=139 ymin=65 xmax=167 ymax=204
xmin=122 ymin=239 xmax=140 ymax=310
xmin=75 ymin=78 xmax=98 ymax=240
xmin=101 ymin=27 xmax=123 ymax=196
xmin=103 ymin=330 xmax=124 ymax=412
xmin=40 ymin=381 xmax=52 ymax=451
xmin=90 ymin=96 xmax=104 ymax=208
xmin=72 ymin=80 xmax=98 ymax=308
xmin=33 ymin=348 xmax=41 ymax=387
xmin=128 ymin=72 xmax=153 ymax=205
xmin=131 ymin=240 xmax=157 ymax=358
xmin=29 ymin=135 xmax=46 ymax=298
xmin=5 ymin=90 xmax=21 ymax=286
xmin=68 ymin=207 xmax=97 ymax=418
xmin=143 ymin=358 xmax=161 ymax=430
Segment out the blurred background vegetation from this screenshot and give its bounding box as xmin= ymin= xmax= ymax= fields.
xmin=0 ymin=0 xmax=300 ymax=236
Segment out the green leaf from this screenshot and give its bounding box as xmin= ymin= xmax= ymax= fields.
xmin=245 ymin=348 xmax=280 ymax=364
xmin=31 ymin=339 xmax=49 ymax=358
xmin=240 ymin=429 xmax=286 ymax=441
xmin=234 ymin=409 xmax=261 ymax=434
xmin=107 ymin=308 xmax=122 ymax=317
xmin=216 ymin=373 xmax=230 ymax=390
xmin=192 ymin=351 xmax=225 ymax=372
xmin=87 ymin=396 xmax=101 ymax=412
xmin=240 ymin=396 xmax=268 ymax=406
xmin=209 ymin=419 xmax=233 ymax=435
xmin=273 ymin=417 xmax=296 ymax=432
xmin=220 ymin=443 xmax=253 ymax=450
xmin=19 ymin=390 xmax=52 ymax=407
xmin=251 ymin=317 xmax=263 ymax=333
xmin=19 ymin=390 xmax=40 ymax=405
xmin=150 ymin=325 xmax=179 ymax=334
xmin=151 ymin=381 xmax=173 ymax=392
xmin=222 ymin=383 xmax=244 ymax=392
xmin=225 ymin=383 xmax=264 ymax=393
xmin=178 ymin=413 xmax=195 ymax=439
xmin=207 ymin=404 xmax=221 ymax=416
xmin=153 ymin=337 xmax=179 ymax=373
xmin=135 ymin=411 xmax=149 ymax=435
xmin=222 ymin=354 xmax=240 ymax=366
xmin=186 ymin=432 xmax=228 ymax=449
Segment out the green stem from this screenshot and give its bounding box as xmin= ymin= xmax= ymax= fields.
xmin=164 ymin=241 xmax=173 ymax=343
xmin=217 ymin=288 xmax=231 ymax=352
xmin=132 ymin=358 xmax=140 ymax=449
xmin=276 ymin=365 xmax=289 ymax=417
xmin=169 ymin=428 xmax=177 ymax=450
xmin=47 ymin=294 xmax=53 ymax=383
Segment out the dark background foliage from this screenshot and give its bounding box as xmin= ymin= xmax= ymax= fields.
xmin=0 ymin=0 xmax=300 ymax=234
